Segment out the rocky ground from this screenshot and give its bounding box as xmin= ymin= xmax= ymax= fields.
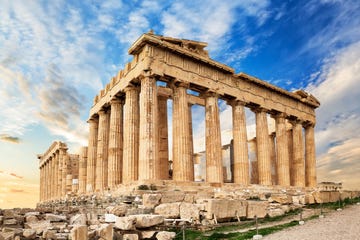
xmin=263 ymin=203 xmax=360 ymax=240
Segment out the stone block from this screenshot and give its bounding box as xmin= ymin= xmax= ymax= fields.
xmin=109 ymin=204 xmax=130 ymax=216
xmin=3 ymin=219 xmax=17 ymax=225
xmin=183 ymin=194 xmax=195 ymax=203
xmin=114 ymin=216 xmax=136 ymax=230
xmin=126 ymin=207 xmax=153 ymax=215
xmin=267 ymin=204 xmax=285 ymax=218
xmin=156 ymin=231 xmax=176 ymax=240
xmin=42 ymin=229 xmax=57 ymax=239
xmin=268 ymin=194 xmax=289 ymax=204
xmin=205 ymin=199 xmax=247 ymax=221
xmin=133 ymin=214 xmax=164 ymax=228
xmin=3 ymin=210 xmax=15 ymax=219
xmin=179 ymin=203 xmax=204 ymax=221
xmin=312 ymin=191 xmax=323 ymax=203
xmin=45 ymin=213 xmax=67 ymax=222
xmin=23 ymin=229 xmax=37 ymax=239
xmin=340 ymin=191 xmax=352 ymax=200
xmin=141 ymin=231 xmax=156 ymax=239
xmin=123 ymin=233 xmax=139 ymax=240
xmin=24 ymin=212 xmax=40 ymax=217
xmin=26 ymin=220 xmax=52 ymax=235
xmin=154 ymin=203 xmax=180 ymax=218
xmin=0 ymin=232 xmax=15 ymax=240
xmin=70 ymin=214 xmax=87 ymax=225
xmin=247 ymin=201 xmax=269 ymax=219
xmin=329 ymin=191 xmax=340 ymax=202
xmin=305 ymin=194 xmax=315 ymax=204
xmin=161 ymin=192 xmax=185 ymax=203
xmin=70 ymin=225 xmax=87 ymax=240
xmin=97 ymin=224 xmax=113 ymax=240
xmin=105 ymin=214 xmax=117 ymax=223
xmin=142 ymin=194 xmax=161 ymax=208
xmin=25 ymin=215 xmax=39 ymax=223
xmin=291 ymin=195 xmax=305 ymax=204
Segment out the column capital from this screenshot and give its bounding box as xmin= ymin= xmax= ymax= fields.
xmin=87 ymin=116 xmax=99 ymax=124
xmin=228 ymin=99 xmax=247 ymax=107
xmin=270 ymin=112 xmax=287 ymax=119
xmin=250 ymin=106 xmax=268 ymax=113
xmin=302 ymin=120 xmax=315 ymax=128
xmin=110 ymin=98 xmax=124 ymax=105
xmin=124 ymin=84 xmax=140 ymax=93
xmin=203 ymin=90 xmax=219 ymax=98
xmin=288 ymin=117 xmax=304 ymax=126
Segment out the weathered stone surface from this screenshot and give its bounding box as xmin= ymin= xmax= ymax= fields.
xmin=267 ymin=204 xmax=285 ymax=217
xmin=312 ymin=191 xmax=323 ymax=203
xmin=23 ymin=229 xmax=37 ymax=239
xmin=247 ymin=201 xmax=269 ymax=218
xmin=123 ymin=233 xmax=139 ymax=240
xmin=114 ymin=216 xmax=136 ymax=230
xmin=25 ymin=215 xmax=39 ymax=223
xmin=161 ymin=192 xmax=185 ymax=203
xmin=141 ymin=231 xmax=156 ymax=239
xmin=291 ymin=195 xmax=305 ymax=205
xmin=70 ymin=214 xmax=87 ymax=225
xmin=45 ymin=213 xmax=67 ymax=222
xmin=3 ymin=219 xmax=17 ymax=225
xmin=109 ymin=204 xmax=130 ymax=216
xmin=133 ymin=214 xmax=164 ymax=228
xmin=3 ymin=209 xmax=15 ymax=219
xmin=0 ymin=231 xmax=15 ymax=240
xmin=24 ymin=212 xmax=40 ymax=217
xmin=329 ymin=191 xmax=341 ymax=202
xmin=268 ymin=194 xmax=289 ymax=204
xmin=105 ymin=214 xmax=117 ymax=223
xmin=179 ymin=203 xmax=204 ymax=221
xmin=154 ymin=203 xmax=180 ymax=218
xmin=305 ymin=194 xmax=315 ymax=204
xmin=142 ymin=194 xmax=162 ymax=208
xmin=70 ymin=225 xmax=87 ymax=240
xmin=205 ymin=199 xmax=247 ymax=220
xmin=156 ymin=231 xmax=176 ymax=240
xmin=26 ymin=220 xmax=52 ymax=235
xmin=42 ymin=229 xmax=57 ymax=239
xmin=97 ymin=224 xmax=113 ymax=240
xmin=340 ymin=191 xmax=352 ymax=200
xmin=126 ymin=207 xmax=152 ymax=215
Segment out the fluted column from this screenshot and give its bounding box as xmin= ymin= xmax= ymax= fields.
xmin=291 ymin=119 xmax=305 ymax=187
xmin=304 ymin=122 xmax=317 ymax=187
xmin=78 ymin=146 xmax=88 ymax=193
xmin=96 ymin=109 xmax=110 ymax=191
xmin=172 ymin=83 xmax=194 ymax=181
xmin=50 ymin=157 xmax=55 ymax=199
xmin=65 ymin=155 xmax=72 ymax=193
xmin=122 ymin=85 xmax=140 ymax=183
xmin=60 ymin=147 xmax=67 ymax=195
xmin=56 ymin=152 xmax=61 ymax=198
xmin=248 ymin=137 xmax=258 ymax=184
xmin=231 ymin=100 xmax=249 ymax=185
xmin=53 ymin=154 xmax=59 ymax=199
xmin=139 ymin=76 xmax=159 ymax=180
xmin=273 ymin=114 xmax=290 ymax=186
xmin=46 ymin=162 xmax=50 ymax=200
xmin=108 ymin=99 xmax=124 ymax=188
xmin=158 ymin=95 xmax=169 ymax=180
xmin=39 ymin=166 xmax=42 ymax=202
xmin=86 ymin=117 xmax=98 ymax=192
xmin=253 ymin=107 xmax=272 ymax=185
xmin=287 ymin=129 xmax=295 ymax=185
xmin=205 ymin=92 xmax=223 ymax=183
xmin=269 ymin=132 xmax=277 ymax=185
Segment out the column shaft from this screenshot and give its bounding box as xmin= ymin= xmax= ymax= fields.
xmin=254 ymin=108 xmax=272 ymax=185
xmin=158 ymin=96 xmax=169 ymax=180
xmin=287 ymin=129 xmax=295 ymax=185
xmin=86 ymin=118 xmax=98 ymax=192
xmin=122 ymin=86 xmax=140 ymax=183
xmin=139 ymin=76 xmax=159 ymax=180
xmin=269 ymin=133 xmax=277 ymax=185
xmin=50 ymin=157 xmax=55 ymax=199
xmin=96 ymin=109 xmax=110 ymax=191
xmin=172 ymin=84 xmax=194 ymax=181
xmin=108 ymin=99 xmax=124 ymax=188
xmin=60 ymin=148 xmax=67 ymax=195
xmin=305 ymin=124 xmax=317 ymax=187
xmin=274 ymin=115 xmax=290 ymax=186
xmin=56 ymin=152 xmax=61 ymax=198
xmin=205 ymin=93 xmax=223 ymax=183
xmin=249 ymin=138 xmax=259 ymax=184
xmin=65 ymin=155 xmax=72 ymax=193
xmin=78 ymin=146 xmax=88 ymax=193
xmin=291 ymin=120 xmax=305 ymax=187
xmin=53 ymin=155 xmax=59 ymax=199
xmin=231 ymin=101 xmax=249 ymax=185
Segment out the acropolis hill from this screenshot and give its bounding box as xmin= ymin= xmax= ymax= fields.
xmin=29 ymin=32 xmax=359 ymax=239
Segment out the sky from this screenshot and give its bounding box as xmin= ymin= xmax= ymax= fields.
xmin=0 ymin=0 xmax=359 ymax=208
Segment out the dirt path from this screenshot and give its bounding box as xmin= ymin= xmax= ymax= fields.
xmin=263 ymin=204 xmax=360 ymax=240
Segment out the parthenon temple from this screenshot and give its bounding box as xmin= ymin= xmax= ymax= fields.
xmin=38 ymin=32 xmax=320 ymax=201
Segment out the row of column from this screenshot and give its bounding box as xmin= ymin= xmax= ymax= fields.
xmin=85 ymin=76 xmax=317 ymax=193
xmin=39 ymin=147 xmax=72 ymax=202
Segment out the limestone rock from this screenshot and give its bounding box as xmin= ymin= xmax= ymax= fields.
xmin=123 ymin=233 xmax=139 ymax=240
xmin=247 ymin=201 xmax=269 ymax=219
xmin=141 ymin=231 xmax=156 ymax=239
xmin=291 ymin=195 xmax=305 ymax=204
xmin=142 ymin=194 xmax=161 ymax=208
xmin=156 ymin=231 xmax=176 ymax=240
xmin=205 ymin=199 xmax=247 ymax=221
xmin=45 ymin=213 xmax=67 ymax=222
xmin=3 ymin=219 xmax=17 ymax=225
xmin=25 ymin=215 xmax=39 ymax=223
xmin=97 ymin=224 xmax=113 ymax=240
xmin=109 ymin=204 xmax=130 ymax=216
xmin=114 ymin=216 xmax=136 ymax=230
xmin=3 ymin=209 xmax=15 ymax=219
xmin=179 ymin=203 xmax=204 ymax=221
xmin=329 ymin=191 xmax=340 ymax=202
xmin=23 ymin=229 xmax=37 ymax=239
xmin=268 ymin=194 xmax=289 ymax=204
xmin=24 ymin=212 xmax=40 ymax=217
xmin=305 ymin=194 xmax=315 ymax=204
xmin=154 ymin=203 xmax=180 ymax=218
xmin=26 ymin=220 xmax=52 ymax=235
xmin=70 ymin=225 xmax=88 ymax=240
xmin=161 ymin=192 xmax=185 ymax=203
xmin=42 ymin=229 xmax=57 ymax=239
xmin=133 ymin=214 xmax=164 ymax=228
xmin=312 ymin=191 xmax=323 ymax=203
xmin=0 ymin=231 xmax=15 ymax=240
xmin=70 ymin=214 xmax=87 ymax=225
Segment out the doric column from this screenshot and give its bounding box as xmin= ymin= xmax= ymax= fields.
xmin=96 ymin=109 xmax=110 ymax=191
xmin=287 ymin=129 xmax=294 ymax=185
xmin=122 ymin=85 xmax=140 ymax=183
xmin=158 ymin=95 xmax=169 ymax=180
xmin=108 ymin=99 xmax=124 ymax=188
xmin=59 ymin=147 xmax=67 ymax=195
xmin=78 ymin=146 xmax=88 ymax=194
xmin=65 ymin=155 xmax=72 ymax=193
xmin=56 ymin=152 xmax=61 ymax=198
xmin=273 ymin=114 xmax=290 ymax=186
xmin=253 ymin=107 xmax=272 ymax=185
xmin=304 ymin=122 xmax=317 ymax=187
xmin=231 ymin=100 xmax=249 ymax=185
xmin=39 ymin=166 xmax=42 ymax=202
xmin=86 ymin=117 xmax=98 ymax=192
xmin=269 ymin=132 xmax=277 ymax=185
xmin=53 ymin=154 xmax=59 ymax=199
xmin=205 ymin=92 xmax=223 ymax=183
xmin=172 ymin=83 xmax=194 ymax=181
xmin=50 ymin=157 xmax=55 ymax=199
xmin=46 ymin=162 xmax=50 ymax=200
xmin=139 ymin=76 xmax=159 ymax=180
xmin=290 ymin=119 xmax=305 ymax=187
xmin=248 ymin=137 xmax=258 ymax=184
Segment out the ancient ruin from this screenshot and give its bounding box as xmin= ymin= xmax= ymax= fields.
xmin=39 ymin=32 xmax=320 ymax=201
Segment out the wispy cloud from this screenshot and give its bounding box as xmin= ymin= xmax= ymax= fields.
xmin=0 ymin=134 xmax=20 ymax=144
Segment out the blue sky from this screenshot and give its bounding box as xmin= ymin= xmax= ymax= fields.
xmin=1 ymin=0 xmax=359 ymax=208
